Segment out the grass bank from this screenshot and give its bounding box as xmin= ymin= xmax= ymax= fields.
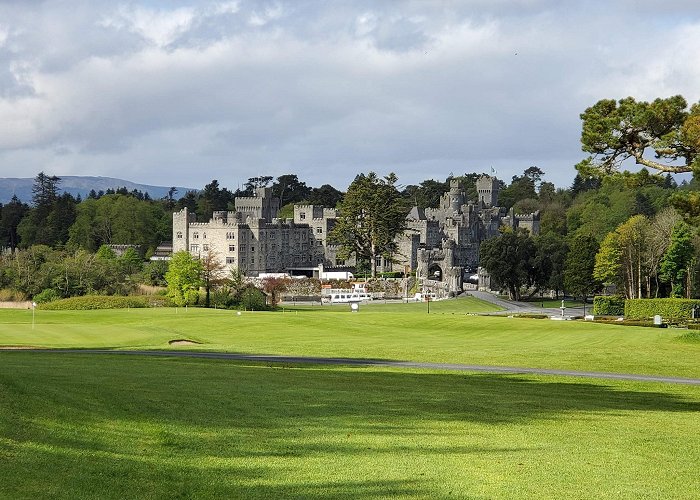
xmin=1 ymin=296 xmax=699 ymax=378
xmin=1 ymin=353 xmax=699 ymax=499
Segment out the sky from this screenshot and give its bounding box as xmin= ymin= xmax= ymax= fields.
xmin=1 ymin=0 xmax=699 ymax=192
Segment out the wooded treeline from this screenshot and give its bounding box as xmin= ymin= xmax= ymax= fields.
xmin=0 ymin=93 xmax=698 ymax=302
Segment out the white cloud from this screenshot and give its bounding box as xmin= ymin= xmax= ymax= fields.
xmin=101 ymin=5 xmax=197 ymax=47
xmin=0 ymin=1 xmax=699 ymax=190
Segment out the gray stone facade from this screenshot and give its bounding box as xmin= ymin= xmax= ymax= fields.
xmin=172 ymin=176 xmax=539 ymax=290
xmin=172 ymin=188 xmax=346 ymax=276
xmin=390 ymin=175 xmax=540 ymax=292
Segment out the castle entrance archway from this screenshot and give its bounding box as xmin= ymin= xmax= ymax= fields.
xmin=428 ymin=264 xmax=443 ymax=281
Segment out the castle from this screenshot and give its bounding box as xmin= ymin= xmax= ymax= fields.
xmin=172 ymin=176 xmax=539 ymax=291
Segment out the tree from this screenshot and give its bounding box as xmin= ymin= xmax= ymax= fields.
xmin=0 ymin=195 xmax=29 ymax=250
xmin=564 ymin=235 xmax=600 ymax=300
xmin=329 ymin=172 xmax=409 ymax=278
xmin=272 ymin=175 xmax=311 ymax=207
xmin=594 ymin=232 xmax=623 ymax=290
xmin=165 ymin=251 xmax=203 ymax=307
xmin=615 ymin=215 xmax=649 ymax=299
xmin=308 ymin=184 xmax=344 ymax=208
xmin=498 ymin=168 xmax=539 ymax=210
xmin=533 ymin=232 xmax=568 ymax=297
xmin=401 ymin=179 xmax=450 ymax=208
xmin=200 ymin=247 xmax=227 ymax=307
xmin=197 ymin=179 xmax=234 ymax=221
xmin=578 ymin=96 xmax=699 ymax=175
xmin=261 ymin=276 xmax=290 ymax=306
xmin=660 ymin=221 xmax=695 ymax=297
xmin=479 ymin=228 xmax=536 ymax=300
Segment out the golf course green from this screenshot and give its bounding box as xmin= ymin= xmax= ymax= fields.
xmin=1 ymin=296 xmax=699 ymax=498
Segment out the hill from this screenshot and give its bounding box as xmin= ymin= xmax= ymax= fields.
xmin=0 ymin=176 xmax=196 ymax=204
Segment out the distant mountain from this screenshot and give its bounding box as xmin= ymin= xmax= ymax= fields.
xmin=0 ymin=176 xmax=197 ymax=204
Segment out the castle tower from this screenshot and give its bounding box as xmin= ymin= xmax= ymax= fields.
xmin=234 ymin=187 xmax=280 ymax=222
xmin=172 ymin=207 xmax=195 ymax=253
xmin=448 ymin=179 xmax=464 ymax=212
xmin=476 ymin=175 xmax=499 ymax=207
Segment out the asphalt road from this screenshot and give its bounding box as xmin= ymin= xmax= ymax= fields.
xmin=2 ymin=348 xmax=699 ymax=386
xmin=468 ymin=290 xmax=588 ymax=317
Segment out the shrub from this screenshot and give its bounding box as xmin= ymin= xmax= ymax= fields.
xmin=624 ymin=298 xmax=700 ymax=321
xmin=239 ymin=286 xmax=268 ymax=311
xmin=39 ymin=295 xmax=171 ymax=310
xmin=593 ymin=296 xmax=625 ymax=316
xmin=33 ymin=289 xmax=61 ymax=304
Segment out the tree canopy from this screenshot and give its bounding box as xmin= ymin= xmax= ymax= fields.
xmin=329 ymin=172 xmax=409 ymax=278
xmin=578 ymin=95 xmax=700 ymax=176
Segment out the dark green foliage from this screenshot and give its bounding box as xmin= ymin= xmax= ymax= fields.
xmin=33 ymin=288 xmax=61 ymax=304
xmin=197 ymin=179 xmax=235 ymax=221
xmin=593 ymin=296 xmax=626 ymax=316
xmin=532 ymin=232 xmax=568 ymax=296
xmin=498 ymin=167 xmax=541 ymax=211
xmin=0 ymin=195 xmax=29 ymax=250
xmin=401 ymin=178 xmax=450 ymax=208
xmin=238 ymin=285 xmax=268 ymax=310
xmin=271 ymin=174 xmax=312 ymax=207
xmin=38 ymin=295 xmax=170 ymax=310
xmin=308 ymin=184 xmax=344 ymax=208
xmin=624 ymin=298 xmax=700 ymax=320
xmin=479 ymin=229 xmax=536 ymax=300
xmin=68 ymin=194 xmax=171 ymax=251
xmin=142 ymin=260 xmax=169 ymax=287
xmin=660 ymin=221 xmax=695 ymax=297
xmin=329 ymin=172 xmax=409 ymax=277
xmin=564 ymin=234 xmax=600 ymax=299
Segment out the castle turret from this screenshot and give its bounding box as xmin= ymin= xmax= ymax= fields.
xmin=172 ymin=207 xmax=195 ymax=253
xmin=476 ymin=175 xmax=499 ymax=207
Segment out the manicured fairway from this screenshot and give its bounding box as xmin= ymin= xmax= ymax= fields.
xmin=1 ymin=353 xmax=699 ymax=499
xmin=1 ymin=297 xmax=699 ymax=378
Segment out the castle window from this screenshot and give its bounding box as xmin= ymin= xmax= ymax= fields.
xmin=316 ymin=227 xmax=323 ymax=234
xmin=190 ymin=244 xmax=199 ymax=252
xmin=202 ymin=244 xmax=209 ymax=251
xmin=300 ymin=212 xmax=306 ymax=220
xmin=251 ymin=246 xmax=255 ymax=252
xmin=336 ymin=258 xmax=345 ymax=266
xmin=203 ymin=233 xmax=207 ymax=239
xmin=176 ymin=232 xmax=182 ymax=239
xmin=226 ymin=257 xmax=235 ymax=264
xmin=251 ymin=256 xmax=254 ymax=263
xmin=193 ymin=233 xmax=199 ymax=239
xmin=229 ymin=245 xmax=235 ymax=252
xmin=226 ymin=232 xmax=235 ymax=240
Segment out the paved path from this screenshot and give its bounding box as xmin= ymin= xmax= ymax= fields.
xmin=3 ymin=348 xmax=700 ymax=386
xmin=468 ymin=290 xmax=587 ymax=317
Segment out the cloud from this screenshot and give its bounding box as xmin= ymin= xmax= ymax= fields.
xmin=0 ymin=1 xmax=699 ymax=191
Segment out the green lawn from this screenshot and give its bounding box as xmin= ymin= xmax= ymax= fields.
xmin=2 ymin=299 xmax=700 ymax=497
xmin=1 ymin=353 xmax=699 ymax=499
xmin=1 ymin=297 xmax=699 ymax=378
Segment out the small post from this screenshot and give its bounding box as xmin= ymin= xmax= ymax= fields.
xmin=32 ymin=301 xmax=37 ymax=330
xmin=560 ymin=299 xmax=565 ymax=318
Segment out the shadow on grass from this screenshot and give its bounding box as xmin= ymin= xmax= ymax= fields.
xmin=1 ymin=354 xmax=699 ymax=498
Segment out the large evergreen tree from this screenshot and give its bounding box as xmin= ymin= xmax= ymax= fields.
xmin=479 ymin=229 xmax=536 ymax=301
xmin=329 ymin=172 xmax=408 ymax=278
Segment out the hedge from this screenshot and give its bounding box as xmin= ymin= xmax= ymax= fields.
xmin=39 ymin=295 xmax=172 ymax=310
xmin=593 ymin=296 xmax=625 ymax=316
xmin=624 ymin=298 xmax=700 ymax=321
